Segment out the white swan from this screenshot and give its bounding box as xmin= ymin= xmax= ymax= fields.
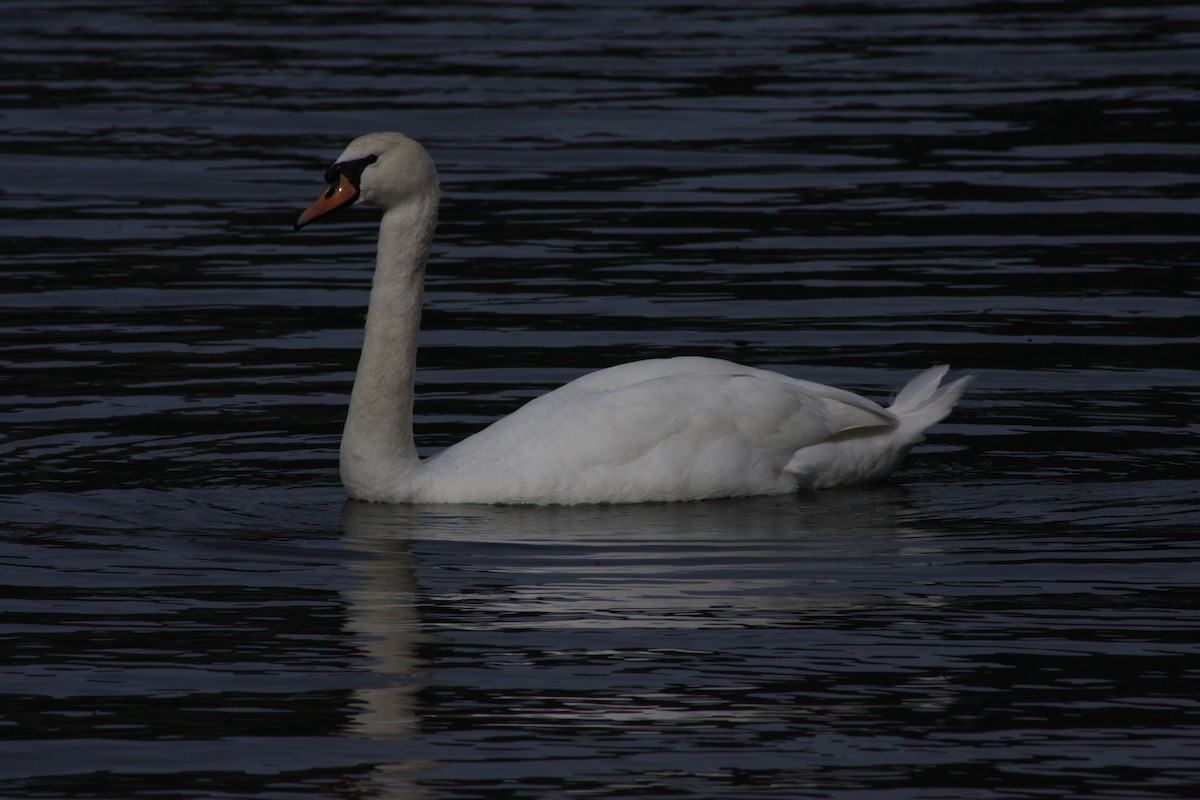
xmin=295 ymin=132 xmax=971 ymax=505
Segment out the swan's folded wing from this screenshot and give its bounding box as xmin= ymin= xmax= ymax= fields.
xmin=422 ymin=368 xmax=896 ymax=503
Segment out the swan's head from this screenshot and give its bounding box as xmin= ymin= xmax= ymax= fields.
xmin=294 ymin=132 xmax=438 ymax=230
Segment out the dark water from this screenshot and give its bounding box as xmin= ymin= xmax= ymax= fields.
xmin=3 ymin=1 xmax=1199 ymax=798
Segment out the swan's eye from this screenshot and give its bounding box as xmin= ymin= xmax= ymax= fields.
xmin=330 ymin=155 xmax=378 ymax=191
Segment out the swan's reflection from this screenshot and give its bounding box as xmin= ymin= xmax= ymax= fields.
xmin=340 ymin=504 xmax=433 ymax=741
xmin=336 ymin=486 xmax=950 ymax=796
xmin=341 ymin=488 xmax=943 ymax=646
xmin=336 ymin=504 xmax=437 ymax=800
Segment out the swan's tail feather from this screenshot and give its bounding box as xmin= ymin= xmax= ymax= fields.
xmin=889 ymin=365 xmax=974 ymax=427
xmin=784 ymin=366 xmax=971 ymax=489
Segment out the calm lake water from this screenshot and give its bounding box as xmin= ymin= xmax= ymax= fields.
xmin=2 ymin=1 xmax=1199 ymax=798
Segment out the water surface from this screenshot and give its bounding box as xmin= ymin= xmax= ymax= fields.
xmin=2 ymin=2 xmax=1198 ymax=798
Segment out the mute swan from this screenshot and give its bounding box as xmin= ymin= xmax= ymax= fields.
xmin=295 ymin=132 xmax=971 ymax=505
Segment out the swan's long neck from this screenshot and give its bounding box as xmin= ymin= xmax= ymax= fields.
xmin=340 ymin=192 xmax=438 ymax=499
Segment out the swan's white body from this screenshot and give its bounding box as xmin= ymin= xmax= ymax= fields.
xmin=297 ymin=132 xmax=971 ymax=505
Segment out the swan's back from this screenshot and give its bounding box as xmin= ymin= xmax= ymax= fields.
xmin=401 ymin=358 xmax=969 ymax=505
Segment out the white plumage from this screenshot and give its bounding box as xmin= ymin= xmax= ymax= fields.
xmin=296 ymin=132 xmax=971 ymax=505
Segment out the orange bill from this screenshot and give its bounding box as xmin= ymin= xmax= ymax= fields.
xmin=295 ymin=173 xmax=358 ymax=230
